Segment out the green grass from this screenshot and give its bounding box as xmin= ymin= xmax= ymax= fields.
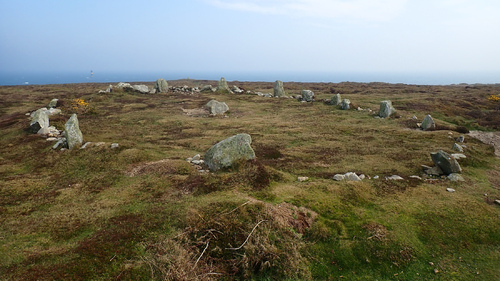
xmin=0 ymin=81 xmax=499 ymax=280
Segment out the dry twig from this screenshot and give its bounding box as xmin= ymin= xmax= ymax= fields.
xmin=225 ymin=220 xmax=266 ymax=251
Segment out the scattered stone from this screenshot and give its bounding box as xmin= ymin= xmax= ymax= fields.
xmin=132 ymin=85 xmax=149 ymax=94
xmin=301 ymin=90 xmax=315 ymax=102
xmin=46 ymin=137 xmax=58 ymax=142
xmin=423 ymin=165 xmax=444 ymax=176
xmin=64 ymin=114 xmax=83 ymax=149
xmin=359 ymin=174 xmax=366 ymax=180
xmin=154 ymin=78 xmax=169 ymax=93
xmin=452 ymin=143 xmax=464 ymax=152
xmin=411 ymin=115 xmax=418 ymax=120
xmin=37 ymin=126 xmax=60 ymax=137
xmin=29 ymin=108 xmax=49 ymax=133
xmin=456 ymin=135 xmax=465 ymax=143
xmin=434 ymin=269 xmax=440 ymax=274
xmin=331 ymin=93 xmax=342 ymax=105
xmin=191 ymin=160 xmax=204 ymax=165
xmin=52 ymin=138 xmax=66 ymax=150
xmin=409 ymin=175 xmax=422 ymax=180
xmin=217 ymin=77 xmax=230 ymax=92
xmin=232 ymin=85 xmax=244 ymax=93
xmin=111 ymin=143 xmax=119 ymax=149
xmin=345 ymin=172 xmax=361 ymax=181
xmin=448 ymin=173 xmax=465 ymax=182
xmin=421 ymin=115 xmax=436 ymax=131
xmin=451 ymin=153 xmax=467 ymax=159
xmin=378 ymin=100 xmax=396 ymax=118
xmin=204 ymin=133 xmax=256 ymax=171
xmin=495 ymin=200 xmax=500 ymax=206
xmin=201 ymin=85 xmax=216 ymax=92
xmin=80 ymin=142 xmax=92 ymax=149
xmin=386 ymin=175 xmax=404 ymax=180
xmin=373 ymin=175 xmax=380 ymax=179
xmin=116 ymin=82 xmax=133 ymax=90
xmin=297 ymin=177 xmax=309 ymax=182
xmin=333 ymin=174 xmax=345 ymax=181
xmin=446 ymin=188 xmax=456 ymax=192
xmin=340 ymin=99 xmax=351 ymax=110
xmin=431 ymin=150 xmax=462 ymax=175
xmin=47 ymin=108 xmax=62 ymax=116
xmin=205 ymin=100 xmax=229 ymax=115
xmin=192 ymin=154 xmax=201 ymax=161
xmin=48 ymin=98 xmax=59 ymax=108
xmin=273 ymin=80 xmax=285 ymax=97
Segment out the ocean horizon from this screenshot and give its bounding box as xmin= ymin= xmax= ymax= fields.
xmin=1 ymin=71 xmax=499 ymax=86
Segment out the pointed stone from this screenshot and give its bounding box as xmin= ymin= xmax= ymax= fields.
xmin=421 ymin=115 xmax=436 ymax=131
xmin=431 ymin=150 xmax=462 ymax=175
xmin=64 ymin=114 xmax=83 ymax=149
xmin=331 ymin=93 xmax=342 ymax=105
xmin=378 ymin=100 xmax=396 ymax=118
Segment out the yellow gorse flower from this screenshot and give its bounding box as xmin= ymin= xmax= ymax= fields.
xmin=488 ymin=94 xmax=500 ymax=102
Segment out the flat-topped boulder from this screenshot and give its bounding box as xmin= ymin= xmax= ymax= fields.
xmin=204 ymin=134 xmax=256 ymax=171
xmin=205 ymin=100 xmax=229 ymax=115
xmin=431 ymin=150 xmax=462 ymax=175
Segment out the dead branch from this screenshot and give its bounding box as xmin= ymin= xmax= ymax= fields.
xmin=225 ymin=220 xmax=266 ymax=251
xmin=193 ymin=240 xmax=210 ymax=269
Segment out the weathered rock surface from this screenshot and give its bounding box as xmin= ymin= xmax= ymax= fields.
xmin=217 ymin=77 xmax=230 ymax=92
xmin=273 ymin=80 xmax=285 ymax=97
xmin=448 ymin=173 xmax=465 ymax=182
xmin=116 ymin=82 xmax=133 ymax=90
xmin=333 ymin=174 xmax=346 ymax=181
xmin=421 ymin=115 xmax=436 ymax=131
xmin=452 ymin=143 xmax=464 ymax=152
xmin=48 ymin=99 xmax=59 ymax=108
xmin=340 ymin=99 xmax=351 ymax=110
xmin=29 ymin=108 xmax=49 ymax=133
xmin=232 ymin=85 xmax=244 ymax=93
xmin=201 ymin=85 xmax=216 ymax=92
xmin=204 ymin=134 xmax=256 ymax=171
xmin=431 ymin=150 xmax=462 ymax=175
xmin=154 ymin=79 xmax=169 ymax=93
xmin=331 ymin=93 xmax=342 ymax=105
xmin=378 ymin=100 xmax=396 ymax=118
xmin=205 ymin=100 xmax=229 ymax=115
xmin=132 ymin=85 xmax=149 ymax=94
xmin=64 ymin=114 xmax=83 ymax=149
xmin=386 ymin=175 xmax=404 ymax=180
xmin=456 ymin=135 xmax=465 ymax=143
xmin=301 ymin=90 xmax=315 ymax=102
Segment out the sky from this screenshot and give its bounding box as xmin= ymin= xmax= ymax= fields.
xmin=1 ymin=0 xmax=499 ymax=83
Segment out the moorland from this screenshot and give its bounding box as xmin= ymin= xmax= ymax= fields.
xmin=1 ymin=80 xmax=500 ymax=280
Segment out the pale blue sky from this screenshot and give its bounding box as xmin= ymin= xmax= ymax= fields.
xmin=1 ymin=0 xmax=499 ymax=82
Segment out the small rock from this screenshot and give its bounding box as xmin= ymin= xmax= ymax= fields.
xmin=192 ymin=154 xmax=201 ymax=161
xmin=451 ymin=153 xmax=466 ymax=159
xmin=409 ymin=175 xmax=422 ymax=180
xmin=448 ymin=173 xmax=465 ymax=182
xmin=421 ymin=114 xmax=436 ymax=131
xmin=373 ymin=175 xmax=380 ymax=179
xmin=456 ymin=135 xmax=465 ymax=143
xmin=80 ymin=142 xmax=92 ymax=149
xmin=340 ymin=99 xmax=351 ymax=110
xmin=359 ymin=174 xmax=366 ymax=180
xmin=345 ymin=172 xmax=361 ymax=181
xmin=48 ymin=98 xmax=59 ymax=108
xmin=46 ymin=137 xmax=58 ymax=142
xmin=297 ymin=176 xmax=309 ymax=182
xmin=434 ymin=269 xmax=439 ymax=274
xmin=447 ymin=188 xmax=456 ymax=192
xmin=333 ymin=174 xmax=345 ymax=181
xmin=191 ymin=160 xmax=204 ymax=165
xmin=111 ymin=143 xmax=119 ymax=149
xmin=301 ymin=90 xmax=315 ymax=102
xmin=411 ymin=115 xmax=418 ymax=120
xmin=452 ymin=143 xmax=464 ymax=152
xmin=331 ymin=93 xmax=342 ymax=105
xmin=424 ymin=165 xmax=444 ymax=176
xmin=386 ymin=175 xmax=404 ymax=180
xmin=52 ymin=139 xmax=66 ymax=150
xmin=494 ymin=200 xmax=500 ymax=206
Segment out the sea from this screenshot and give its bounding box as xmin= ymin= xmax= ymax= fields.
xmin=0 ymin=71 xmax=499 ymax=86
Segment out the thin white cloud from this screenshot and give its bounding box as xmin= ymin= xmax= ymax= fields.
xmin=206 ymin=0 xmax=408 ymax=22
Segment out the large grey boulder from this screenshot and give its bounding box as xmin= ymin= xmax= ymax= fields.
xmin=340 ymin=99 xmax=351 ymax=110
xmin=217 ymin=77 xmax=230 ymax=92
xmin=132 ymin=85 xmax=149 ymax=94
xmin=116 ymin=82 xmax=133 ymax=91
xmin=64 ymin=114 xmax=83 ymax=149
xmin=421 ymin=115 xmax=436 ymax=131
xmin=331 ymin=93 xmax=342 ymax=105
xmin=48 ymin=99 xmax=59 ymax=108
xmin=431 ymin=150 xmax=462 ymax=175
xmin=201 ymin=85 xmax=216 ymax=92
xmin=301 ymin=90 xmax=315 ymax=102
xmin=378 ymin=100 xmax=396 ymax=118
xmin=29 ymin=108 xmax=49 ymax=133
xmin=154 ymin=79 xmax=169 ymax=93
xmin=204 ymin=134 xmax=256 ymax=171
xmin=205 ymin=100 xmax=229 ymax=115
xmin=273 ymin=80 xmax=285 ymax=97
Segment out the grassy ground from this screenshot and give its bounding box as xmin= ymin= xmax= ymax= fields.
xmin=1 ymin=80 xmax=499 ymax=280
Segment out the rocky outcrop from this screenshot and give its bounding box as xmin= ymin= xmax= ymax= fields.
xmin=273 ymin=80 xmax=285 ymax=97
xmin=154 ymin=79 xmax=169 ymax=93
xmin=204 ymin=134 xmax=256 ymax=171
xmin=378 ymin=100 xmax=396 ymax=118
xmin=421 ymin=115 xmax=436 ymax=131
xmin=301 ymin=90 xmax=315 ymax=102
xmin=205 ymin=100 xmax=229 ymax=115
xmin=430 ymin=150 xmax=462 ymax=175
xmin=64 ymin=114 xmax=83 ymax=149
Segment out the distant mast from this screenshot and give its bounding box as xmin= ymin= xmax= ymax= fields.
xmin=90 ymin=70 xmax=93 ymax=78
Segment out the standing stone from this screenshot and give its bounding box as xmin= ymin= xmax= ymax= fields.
xmin=301 ymin=90 xmax=315 ymax=102
xmin=204 ymin=134 xmax=256 ymax=171
xmin=273 ymin=80 xmax=285 ymax=97
xmin=431 ymin=150 xmax=462 ymax=175
xmin=154 ymin=79 xmax=169 ymax=93
xmin=378 ymin=100 xmax=396 ymax=118
xmin=64 ymin=114 xmax=83 ymax=149
xmin=217 ymin=77 xmax=230 ymax=92
xmin=452 ymin=143 xmax=464 ymax=152
xmin=205 ymin=100 xmax=229 ymax=115
xmin=340 ymin=99 xmax=351 ymax=110
xmin=29 ymin=108 xmax=49 ymax=133
xmin=421 ymin=115 xmax=436 ymax=131
xmin=331 ymin=93 xmax=342 ymax=105
xmin=48 ymin=99 xmax=59 ymax=108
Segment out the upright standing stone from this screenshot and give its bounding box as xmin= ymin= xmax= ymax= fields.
xmin=273 ymin=80 xmax=285 ymax=97
xmin=378 ymin=100 xmax=396 ymax=118
xmin=154 ymin=78 xmax=169 ymax=93
xmin=204 ymin=134 xmax=256 ymax=171
xmin=48 ymin=99 xmax=59 ymax=108
xmin=217 ymin=77 xmax=230 ymax=92
xmin=431 ymin=150 xmax=462 ymax=175
xmin=64 ymin=114 xmax=83 ymax=149
xmin=331 ymin=93 xmax=342 ymax=105
xmin=301 ymin=90 xmax=315 ymax=102
xmin=29 ymin=108 xmax=49 ymax=133
xmin=421 ymin=115 xmax=436 ymax=131
xmin=340 ymin=99 xmax=351 ymax=110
